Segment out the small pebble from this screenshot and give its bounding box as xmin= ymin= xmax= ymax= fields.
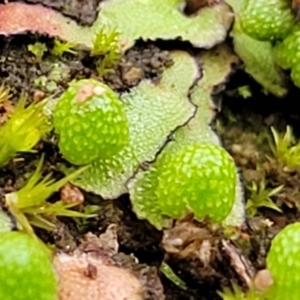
xmin=122 ymin=67 xmax=144 ymax=85
xmin=60 ymin=183 xmax=84 ymax=205
xmin=253 ymin=269 xmax=274 ymax=291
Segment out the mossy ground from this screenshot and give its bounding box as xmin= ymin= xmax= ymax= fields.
xmin=2 ymin=1 xmax=300 ymax=300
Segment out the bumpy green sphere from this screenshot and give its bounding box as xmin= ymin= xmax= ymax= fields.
xmin=155 ymin=144 xmax=237 ymax=223
xmin=53 ymin=79 xmax=129 ymax=165
xmin=0 ymin=232 xmax=57 ymax=300
xmin=274 ymin=28 xmax=300 ymax=70
xmin=273 ymin=27 xmax=300 ymax=88
xmin=291 ymin=62 xmax=300 ymax=88
xmin=240 ymin=0 xmax=295 ymax=41
xmin=267 ymin=223 xmax=300 ymax=286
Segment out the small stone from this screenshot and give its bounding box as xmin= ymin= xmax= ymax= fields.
xmin=60 ymin=183 xmax=84 ymax=205
xmin=33 ymin=89 xmax=45 ymax=102
xmin=150 ymin=58 xmax=162 ymax=69
xmin=122 ymin=67 xmax=144 ymax=85
xmin=254 ymin=269 xmax=274 ymax=291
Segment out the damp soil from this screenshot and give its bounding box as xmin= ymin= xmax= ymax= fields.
xmin=2 ymin=1 xmax=300 ymax=300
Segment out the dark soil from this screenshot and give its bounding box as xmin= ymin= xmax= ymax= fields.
xmin=1 ymin=1 xmax=300 ymax=300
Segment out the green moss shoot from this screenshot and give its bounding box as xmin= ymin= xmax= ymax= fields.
xmin=4 ymin=156 xmax=93 ymax=235
xmin=0 ymin=96 xmax=51 ymax=168
xmin=91 ymin=25 xmax=122 ymax=76
xmin=51 ymin=39 xmax=78 ymax=57
xmin=28 ymin=42 xmax=48 ymax=62
xmin=269 ymin=126 xmax=300 ymax=171
xmin=246 ymin=179 xmax=282 ymax=217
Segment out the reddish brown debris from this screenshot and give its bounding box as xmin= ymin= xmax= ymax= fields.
xmin=0 ymin=2 xmax=92 ymax=47
xmin=60 ymin=183 xmax=85 ymax=205
xmin=0 ymin=2 xmax=65 ymax=37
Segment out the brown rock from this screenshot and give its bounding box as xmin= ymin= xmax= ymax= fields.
xmin=60 ymin=183 xmax=84 ymax=205
xmin=253 ymin=269 xmax=274 ymax=291
xmin=122 ymin=67 xmax=143 ymax=85
xmin=54 ymin=252 xmax=144 ymax=300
